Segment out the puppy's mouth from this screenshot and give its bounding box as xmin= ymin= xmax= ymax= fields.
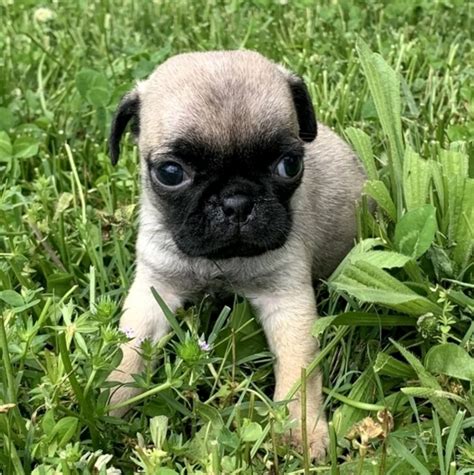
xmin=173 ymin=216 xmax=290 ymax=260
xmin=182 ymin=237 xmax=277 ymax=260
xmin=196 ymin=224 xmax=271 ymax=259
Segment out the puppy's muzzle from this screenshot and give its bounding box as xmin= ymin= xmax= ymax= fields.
xmin=221 ymin=194 xmax=254 ymax=225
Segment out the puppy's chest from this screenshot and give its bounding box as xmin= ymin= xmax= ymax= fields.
xmin=161 ymin=261 xmax=274 ymax=298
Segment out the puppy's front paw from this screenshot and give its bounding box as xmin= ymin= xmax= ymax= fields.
xmin=289 ymin=417 xmax=329 ymax=460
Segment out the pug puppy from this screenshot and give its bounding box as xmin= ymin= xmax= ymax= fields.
xmin=107 ymin=50 xmax=366 ymax=459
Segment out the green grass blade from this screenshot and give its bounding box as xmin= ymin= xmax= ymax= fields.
xmin=373 ymin=352 xmax=416 ymax=379
xmin=345 ymin=127 xmax=378 ymax=180
xmin=331 ymin=368 xmax=377 ymax=438
xmin=313 ymin=312 xmax=416 ymax=336
xmin=389 ymin=435 xmax=431 ymax=475
xmin=391 ymin=339 xmax=457 ymax=424
xmin=151 ymin=286 xmax=186 ymax=342
xmin=364 ymin=180 xmax=397 ymax=221
xmin=444 ymin=410 xmax=465 ymax=473
xmin=208 ymin=305 xmax=231 ymax=345
xmin=432 ymin=410 xmax=446 ymax=475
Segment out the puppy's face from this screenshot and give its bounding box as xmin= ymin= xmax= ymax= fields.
xmin=147 ymin=128 xmax=305 ymax=259
xmin=109 ymin=51 xmax=317 ymax=259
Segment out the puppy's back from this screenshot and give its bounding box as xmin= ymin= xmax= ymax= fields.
xmin=302 ymin=124 xmax=366 ymax=279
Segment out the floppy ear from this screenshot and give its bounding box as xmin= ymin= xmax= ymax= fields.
xmin=278 ymin=67 xmax=317 ymax=142
xmin=108 ymin=91 xmax=140 ymax=165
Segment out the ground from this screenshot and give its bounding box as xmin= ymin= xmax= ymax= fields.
xmin=0 ymin=0 xmax=473 ymax=473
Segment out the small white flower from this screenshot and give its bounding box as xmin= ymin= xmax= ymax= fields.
xmin=136 ymin=336 xmax=147 ymax=346
xmin=198 ymin=337 xmax=211 ymax=352
xmin=33 ymin=7 xmax=56 ymax=23
xmin=120 ymin=326 xmax=135 ymax=338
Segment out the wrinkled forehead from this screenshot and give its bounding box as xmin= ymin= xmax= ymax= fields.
xmin=137 ymin=57 xmax=298 ymax=153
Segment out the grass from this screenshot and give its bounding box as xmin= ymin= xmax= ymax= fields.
xmin=0 ymin=0 xmax=473 ymax=473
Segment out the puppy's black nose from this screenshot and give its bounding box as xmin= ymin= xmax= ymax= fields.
xmin=222 ymin=194 xmax=254 ymax=223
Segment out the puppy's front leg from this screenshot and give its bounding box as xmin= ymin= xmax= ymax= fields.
xmin=251 ymin=286 xmax=328 ymax=459
xmin=108 ymin=266 xmax=182 ymax=416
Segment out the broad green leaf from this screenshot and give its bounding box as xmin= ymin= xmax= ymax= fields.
xmin=0 ymin=131 xmax=12 ymax=163
xmin=0 ymin=290 xmax=25 ymax=307
xmin=240 ymin=419 xmax=263 ymax=442
xmin=41 ymin=410 xmax=55 ymax=435
xmin=221 ymin=457 xmax=238 ymax=473
xmin=313 ymin=316 xmax=337 ymax=335
xmin=75 ymin=68 xmax=101 ymax=97
xmin=357 ymin=40 xmax=404 ymax=214
xmin=194 ymin=401 xmax=224 ymax=430
xmin=428 ymin=245 xmax=454 ymax=279
xmin=364 ymin=180 xmax=397 ymax=221
xmin=356 ymin=40 xmax=404 ymax=164
xmin=440 ymin=149 xmax=468 ymax=178
xmin=403 ymin=147 xmax=431 ymax=211
xmin=394 ymin=205 xmax=437 ymax=258
xmin=329 ymin=238 xmax=383 ymax=281
xmin=345 ymin=127 xmax=378 ymax=180
xmin=10 ymin=299 xmax=41 ymax=315
xmin=391 ymin=339 xmax=456 ymax=424
xmin=75 ymin=68 xmax=111 ymax=108
xmin=445 ymin=175 xmax=466 ymax=244
xmin=452 ymin=179 xmax=474 ymax=270
xmin=349 ymin=250 xmax=411 ymax=269
xmin=0 ymin=107 xmax=16 ymax=131
xmin=312 ymin=312 xmax=416 ymax=336
xmin=374 ymin=353 xmax=416 ymax=379
xmin=156 ymin=469 xmax=179 ymax=475
xmin=13 ymin=135 xmax=39 ymax=159
xmin=332 ymin=261 xmax=440 ymax=314
xmin=425 ymin=344 xmax=474 ymax=381
xmin=88 ymin=89 xmax=110 ymax=109
xmin=50 ymin=416 xmax=79 ymax=448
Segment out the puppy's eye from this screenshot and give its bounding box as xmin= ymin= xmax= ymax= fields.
xmin=275 ymin=155 xmax=303 ymax=179
xmin=152 ymin=161 xmax=189 ymax=187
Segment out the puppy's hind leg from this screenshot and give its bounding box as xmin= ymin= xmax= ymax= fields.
xmin=249 ymin=285 xmax=328 ymax=460
xmin=108 ymin=266 xmax=181 ymax=416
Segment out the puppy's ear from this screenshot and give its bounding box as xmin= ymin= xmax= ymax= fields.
xmin=108 ymin=91 xmax=140 ymax=165
xmin=279 ymin=67 xmax=317 ymax=142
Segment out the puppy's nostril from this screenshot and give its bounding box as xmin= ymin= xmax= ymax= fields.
xmin=222 ymin=194 xmax=254 ymax=222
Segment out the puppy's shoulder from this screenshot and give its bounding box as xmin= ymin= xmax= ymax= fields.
xmin=305 ymin=123 xmax=365 ymax=184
